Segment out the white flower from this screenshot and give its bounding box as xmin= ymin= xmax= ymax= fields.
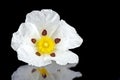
xmin=12 ymin=62 xmax=82 ymax=80
xmin=11 ymin=9 xmax=83 ymax=67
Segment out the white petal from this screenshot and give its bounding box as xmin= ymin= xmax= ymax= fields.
xmin=25 ymin=10 xmax=45 ymax=31
xmin=25 ymin=9 xmax=60 ymax=36
xmin=11 ymin=23 xmax=53 ymax=67
xmin=41 ymin=9 xmax=60 ymax=24
xmin=40 ymin=9 xmax=60 ymax=37
xmin=45 ymin=23 xmax=59 ymax=37
xmin=52 ymin=20 xmax=83 ymax=50
xmin=11 ymin=23 xmax=40 ymax=51
xmin=51 ymin=50 xmax=79 ymax=65
xmin=12 ymin=65 xmax=40 ymax=80
xmin=17 ymin=44 xmax=52 ymax=67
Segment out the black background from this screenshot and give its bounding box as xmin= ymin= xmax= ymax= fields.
xmin=1 ymin=0 xmax=119 ymax=80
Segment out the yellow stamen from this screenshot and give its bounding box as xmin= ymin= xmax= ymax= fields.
xmin=35 ymin=36 xmax=55 ymax=55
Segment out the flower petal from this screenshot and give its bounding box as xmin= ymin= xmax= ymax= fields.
xmin=25 ymin=9 xmax=60 ymax=36
xmin=44 ymin=23 xmax=59 ymax=37
xmin=25 ymin=10 xmax=45 ymax=31
xmin=40 ymin=9 xmax=60 ymax=37
xmin=11 ymin=23 xmax=53 ymax=67
xmin=11 ymin=23 xmax=40 ymax=51
xmin=52 ymin=20 xmax=83 ymax=50
xmin=12 ymin=65 xmax=39 ymax=80
xmin=17 ymin=44 xmax=52 ymax=67
xmin=51 ymin=50 xmax=79 ymax=65
xmin=41 ymin=9 xmax=60 ymax=24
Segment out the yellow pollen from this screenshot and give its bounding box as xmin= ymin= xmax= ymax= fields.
xmin=35 ymin=36 xmax=55 ymax=55
xmin=44 ymin=42 xmax=49 ymax=47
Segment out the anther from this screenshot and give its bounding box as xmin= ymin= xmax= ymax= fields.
xmin=50 ymin=53 xmax=55 ymax=57
xmin=35 ymin=52 xmax=41 ymax=56
xmin=57 ymin=69 xmax=61 ymax=72
xmin=31 ymin=69 xmax=36 ymax=73
xmin=31 ymin=38 xmax=36 ymax=44
xmin=42 ymin=74 xmax=47 ymax=79
xmin=54 ymin=38 xmax=61 ymax=44
xmin=42 ymin=29 xmax=47 ymax=36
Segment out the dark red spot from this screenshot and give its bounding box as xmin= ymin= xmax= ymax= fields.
xmin=31 ymin=38 xmax=36 ymax=44
xmin=57 ymin=69 xmax=61 ymax=72
xmin=50 ymin=53 xmax=55 ymax=57
xmin=31 ymin=69 xmax=36 ymax=73
xmin=54 ymin=38 xmax=61 ymax=44
xmin=42 ymin=74 xmax=47 ymax=78
xmin=35 ymin=52 xmax=41 ymax=56
xmin=42 ymin=29 xmax=47 ymax=36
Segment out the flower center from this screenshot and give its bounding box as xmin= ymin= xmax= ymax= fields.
xmin=37 ymin=68 xmax=49 ymax=78
xmin=35 ymin=36 xmax=55 ymax=55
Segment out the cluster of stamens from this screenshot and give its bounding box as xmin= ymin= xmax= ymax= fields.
xmin=31 ymin=29 xmax=61 ymax=57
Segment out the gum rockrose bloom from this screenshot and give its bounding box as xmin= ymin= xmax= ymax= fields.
xmin=11 ymin=9 xmax=83 ymax=67
xmin=12 ymin=62 xmax=82 ymax=80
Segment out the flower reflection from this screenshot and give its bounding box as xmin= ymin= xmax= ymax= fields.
xmin=12 ymin=62 xmax=82 ymax=80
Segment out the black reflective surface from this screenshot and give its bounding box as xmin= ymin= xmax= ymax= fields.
xmin=1 ymin=1 xmax=119 ymax=80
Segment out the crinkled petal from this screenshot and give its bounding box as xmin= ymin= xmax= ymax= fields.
xmin=52 ymin=20 xmax=83 ymax=50
xmin=41 ymin=9 xmax=60 ymax=24
xmin=25 ymin=9 xmax=60 ymax=36
xmin=11 ymin=23 xmax=53 ymax=67
xmin=17 ymin=44 xmax=52 ymax=67
xmin=25 ymin=10 xmax=45 ymax=31
xmin=50 ymin=50 xmax=79 ymax=65
xmin=11 ymin=23 xmax=40 ymax=51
